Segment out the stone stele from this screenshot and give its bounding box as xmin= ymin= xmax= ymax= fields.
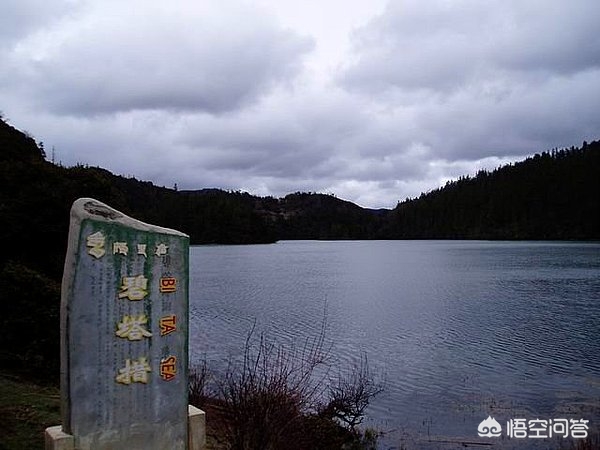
xmin=60 ymin=198 xmax=190 ymax=449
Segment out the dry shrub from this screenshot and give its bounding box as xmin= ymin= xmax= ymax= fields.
xmin=190 ymin=320 xmax=383 ymax=450
xmin=189 ymin=359 xmax=209 ymax=408
xmin=320 ymin=355 xmax=384 ymax=431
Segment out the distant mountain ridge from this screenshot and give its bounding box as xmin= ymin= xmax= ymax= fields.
xmin=2 ymin=117 xmax=598 ymax=380
xmin=1 ymin=118 xmax=598 ymax=280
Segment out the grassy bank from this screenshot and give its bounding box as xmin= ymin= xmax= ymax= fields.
xmin=0 ymin=373 xmax=60 ymax=450
xmin=0 ymin=373 xmax=377 ymax=450
xmin=0 ymin=318 xmax=381 ymax=450
xmin=0 ymin=373 xmax=228 ymax=450
xmin=1 ymin=372 xmax=597 ymax=450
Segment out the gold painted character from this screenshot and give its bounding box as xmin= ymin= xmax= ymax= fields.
xmin=118 ymin=275 xmax=149 ymax=301
xmin=113 ymin=242 xmax=128 ymax=255
xmin=115 ymin=357 xmax=152 ymax=385
xmin=116 ymin=314 xmax=153 ymax=341
xmin=155 ymin=243 xmax=169 ymax=256
xmin=86 ymin=231 xmax=106 ymax=258
xmin=137 ymin=243 xmax=148 ymax=257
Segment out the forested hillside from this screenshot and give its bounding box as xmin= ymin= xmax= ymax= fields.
xmin=378 ymin=143 xmax=600 ymax=240
xmin=1 ymin=117 xmax=598 ymax=280
xmin=0 ymin=120 xmax=272 ymax=379
xmin=0 ymin=117 xmax=598 ymax=379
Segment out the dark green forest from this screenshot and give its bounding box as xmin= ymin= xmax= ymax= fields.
xmin=0 ymin=117 xmax=598 ymax=380
xmin=380 ymin=144 xmax=600 ymax=240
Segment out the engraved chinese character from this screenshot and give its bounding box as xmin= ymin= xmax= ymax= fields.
xmin=570 ymin=419 xmax=589 ymax=439
xmin=86 ymin=231 xmax=106 ymax=258
xmin=159 ymin=315 xmax=177 ymax=336
xmin=137 ymin=243 xmax=147 ymax=257
xmin=159 ymin=277 xmax=177 ymax=293
xmin=113 ymin=242 xmax=128 ymax=255
xmin=506 ymin=419 xmax=528 ymax=438
xmin=160 ymin=356 xmax=177 ymax=381
xmin=115 ymin=357 xmax=152 ymax=385
xmin=155 ymin=243 xmax=169 ymax=256
xmin=528 ymin=419 xmax=549 ymax=438
xmin=118 ymin=275 xmax=148 ymax=301
xmin=116 ymin=314 xmax=153 ymax=341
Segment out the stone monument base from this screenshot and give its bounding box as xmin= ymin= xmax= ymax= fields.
xmin=45 ymin=405 xmax=206 ymax=450
xmin=44 ymin=426 xmax=73 ymax=450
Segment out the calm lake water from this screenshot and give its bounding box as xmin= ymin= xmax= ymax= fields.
xmin=189 ymin=240 xmax=600 ymax=449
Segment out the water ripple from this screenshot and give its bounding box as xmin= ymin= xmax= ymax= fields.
xmin=189 ymin=241 xmax=600 ymax=448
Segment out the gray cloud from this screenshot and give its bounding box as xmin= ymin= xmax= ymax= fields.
xmin=1 ymin=0 xmax=599 ymax=209
xmin=341 ymin=0 xmax=600 ymax=94
xmin=410 ymin=68 xmax=600 ymax=160
xmin=3 ymin=1 xmax=313 ymax=115
xmin=338 ymin=0 xmax=600 ymax=164
xmin=180 ymin=88 xmax=367 ymax=178
xmin=0 ymin=0 xmax=75 ymax=44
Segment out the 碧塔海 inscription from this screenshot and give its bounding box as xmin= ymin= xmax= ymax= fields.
xmin=61 ymin=198 xmax=189 ymax=449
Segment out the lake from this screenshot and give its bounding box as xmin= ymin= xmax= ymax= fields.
xmin=189 ymin=240 xmax=600 ymax=449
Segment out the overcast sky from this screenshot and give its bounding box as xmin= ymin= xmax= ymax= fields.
xmin=2 ymin=0 xmax=599 ymax=208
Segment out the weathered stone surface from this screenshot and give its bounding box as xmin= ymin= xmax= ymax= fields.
xmin=188 ymin=405 xmax=206 ymax=450
xmin=61 ymin=198 xmax=189 ymax=449
xmin=45 ymin=426 xmax=74 ymax=450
